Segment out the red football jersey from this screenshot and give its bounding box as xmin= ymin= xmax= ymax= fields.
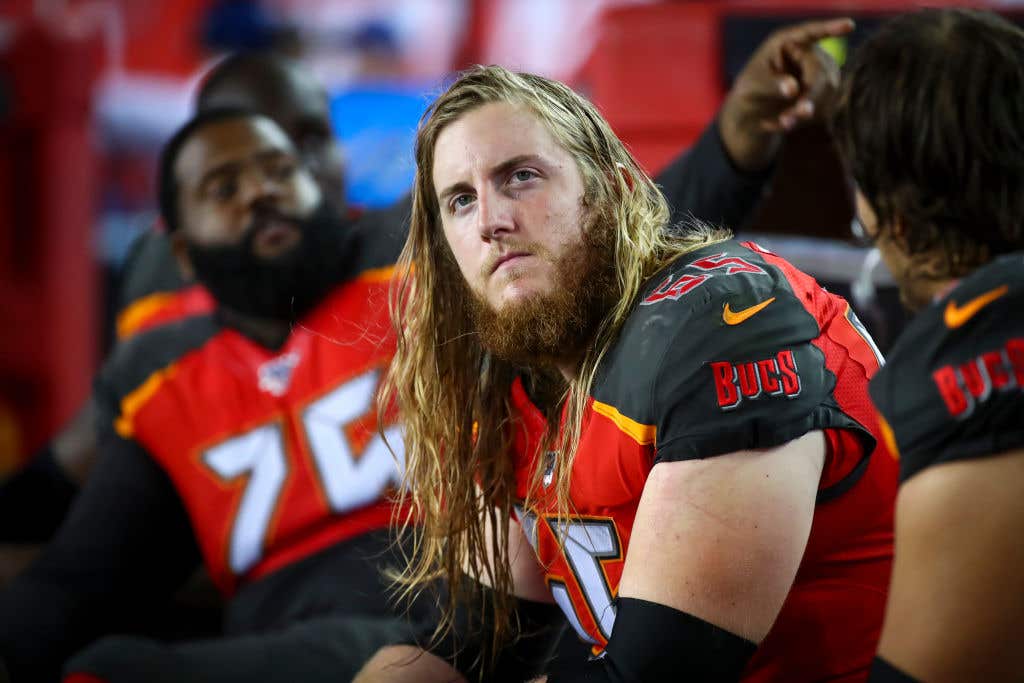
xmin=510 ymin=241 xmax=897 ymax=681
xmin=109 ymin=268 xmax=402 ymax=594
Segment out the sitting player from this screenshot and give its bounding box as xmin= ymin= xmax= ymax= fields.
xmin=0 ymin=53 xmax=367 ymax=566
xmin=0 ymin=110 xmax=418 ymax=683
xmin=833 ymin=9 xmax=1024 ymax=682
xmin=357 ymin=52 xmax=895 ymax=683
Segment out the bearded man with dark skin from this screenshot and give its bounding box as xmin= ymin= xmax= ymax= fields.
xmin=833 ymin=9 xmax=1024 ymax=683
xmin=356 ymin=28 xmax=896 ymax=683
xmin=0 ymin=111 xmax=421 ymax=683
xmin=0 ymin=54 xmax=359 ymax=580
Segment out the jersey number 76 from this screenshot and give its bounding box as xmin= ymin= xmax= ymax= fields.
xmin=203 ymin=369 xmax=402 ymax=575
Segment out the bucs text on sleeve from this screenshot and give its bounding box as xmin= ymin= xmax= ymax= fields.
xmin=870 ymin=252 xmax=1024 ymax=483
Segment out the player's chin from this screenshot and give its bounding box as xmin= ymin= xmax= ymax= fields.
xmin=493 ymin=278 xmax=552 ymax=310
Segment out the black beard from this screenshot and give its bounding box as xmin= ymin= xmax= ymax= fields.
xmin=187 ymin=202 xmax=348 ymax=321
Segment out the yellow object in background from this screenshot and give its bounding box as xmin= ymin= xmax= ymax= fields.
xmin=818 ymin=36 xmax=848 ymax=67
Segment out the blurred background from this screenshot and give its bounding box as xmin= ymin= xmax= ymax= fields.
xmin=1 ymin=0 xmax=1022 ymax=476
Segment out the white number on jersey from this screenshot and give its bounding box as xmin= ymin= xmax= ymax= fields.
xmin=204 ymin=369 xmax=403 ymax=575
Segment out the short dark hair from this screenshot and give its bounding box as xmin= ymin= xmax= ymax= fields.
xmin=195 ymin=51 xmax=300 ymax=111
xmin=834 ymin=9 xmax=1024 ymax=275
xmin=157 ymin=107 xmax=259 ymax=233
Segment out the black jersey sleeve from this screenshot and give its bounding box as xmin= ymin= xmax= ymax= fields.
xmin=652 ymin=295 xmax=863 ymax=462
xmin=0 ymin=430 xmax=201 ymax=682
xmin=654 ymin=118 xmax=772 ymax=232
xmin=870 ymin=254 xmax=1024 ymax=483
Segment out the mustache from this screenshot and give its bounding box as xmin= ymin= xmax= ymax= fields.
xmin=244 ymin=207 xmax=306 ymax=240
xmin=480 ymin=240 xmax=552 ymax=277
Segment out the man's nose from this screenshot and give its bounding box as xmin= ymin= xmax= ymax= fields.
xmin=475 ymin=187 xmax=515 ymax=240
xmin=239 ymin=167 xmax=286 ymax=207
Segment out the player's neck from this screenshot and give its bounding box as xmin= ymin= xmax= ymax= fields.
xmin=554 ymin=352 xmax=583 ymax=383
xmin=218 ymin=306 xmax=291 ymax=349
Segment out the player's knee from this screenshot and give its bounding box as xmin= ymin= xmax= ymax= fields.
xmin=63 ymin=635 xmax=177 ymax=683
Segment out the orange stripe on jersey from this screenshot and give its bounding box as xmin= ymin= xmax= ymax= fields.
xmin=116 ymin=292 xmax=180 ymax=339
xmin=356 ymin=265 xmax=397 ymax=283
xmin=114 ymin=364 xmax=178 ymax=439
xmin=590 ymin=400 xmax=656 ymax=445
xmin=878 ymin=414 xmax=900 ymax=461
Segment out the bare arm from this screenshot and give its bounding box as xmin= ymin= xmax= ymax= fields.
xmin=874 ymin=449 xmax=1024 ymax=682
xmin=619 ymin=430 xmax=824 ymax=643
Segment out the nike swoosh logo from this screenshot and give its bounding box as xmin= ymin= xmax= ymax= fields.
xmin=944 ymin=285 xmax=1009 ymax=328
xmin=723 ymin=297 xmax=775 ymax=325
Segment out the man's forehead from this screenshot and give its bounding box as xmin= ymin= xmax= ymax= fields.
xmin=177 ymin=117 xmax=293 ymax=181
xmin=202 ymin=79 xmax=329 ymax=130
xmin=432 ymin=102 xmax=564 ymax=182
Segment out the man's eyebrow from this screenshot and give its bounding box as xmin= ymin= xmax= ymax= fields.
xmin=436 ymin=154 xmax=545 ymax=202
xmin=197 ymin=148 xmax=294 ymax=192
xmin=491 ymin=154 xmax=544 ymax=178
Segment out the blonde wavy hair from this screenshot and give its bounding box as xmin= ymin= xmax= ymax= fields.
xmin=382 ymin=65 xmax=728 ymax=664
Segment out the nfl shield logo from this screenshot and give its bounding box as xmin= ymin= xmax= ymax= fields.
xmin=258 ymin=352 xmax=301 ymax=397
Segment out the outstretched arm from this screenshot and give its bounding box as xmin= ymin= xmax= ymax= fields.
xmin=657 ymin=18 xmax=851 ymax=231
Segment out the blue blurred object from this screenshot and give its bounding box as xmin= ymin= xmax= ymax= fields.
xmin=202 ymin=0 xmax=280 ymax=52
xmin=330 ymin=84 xmax=434 ymax=209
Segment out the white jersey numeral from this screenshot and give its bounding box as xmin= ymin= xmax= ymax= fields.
xmin=517 ymin=507 xmax=622 ymax=644
xmin=204 ymin=369 xmax=402 ymax=575
xmin=204 ymin=423 xmax=288 ymax=575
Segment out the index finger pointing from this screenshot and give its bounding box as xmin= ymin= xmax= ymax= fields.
xmin=777 ymin=18 xmax=855 ymax=46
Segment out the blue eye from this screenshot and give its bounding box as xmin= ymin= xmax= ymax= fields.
xmin=450 ymin=194 xmax=474 ymax=213
xmin=511 ymin=169 xmax=536 ymax=183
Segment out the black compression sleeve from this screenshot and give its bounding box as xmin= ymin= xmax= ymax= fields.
xmin=868 ymin=657 xmax=920 ymax=683
xmin=0 ymin=444 xmax=78 ymax=543
xmin=654 ymin=118 xmax=772 ymax=233
xmin=546 ymin=597 xmax=757 ymax=683
xmin=0 ymin=436 xmax=200 ymax=683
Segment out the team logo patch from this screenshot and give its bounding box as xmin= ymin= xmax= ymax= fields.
xmin=932 ymin=337 xmax=1024 ymax=419
xmin=641 ymin=253 xmax=767 ymax=306
xmin=710 ymin=349 xmax=802 ymax=410
xmin=257 ymin=352 xmax=301 ymax=397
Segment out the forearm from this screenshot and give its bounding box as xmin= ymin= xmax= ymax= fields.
xmin=655 ymin=118 xmax=772 ymax=233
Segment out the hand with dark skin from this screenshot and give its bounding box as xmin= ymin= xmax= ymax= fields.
xmin=719 ymin=18 xmax=853 ymax=172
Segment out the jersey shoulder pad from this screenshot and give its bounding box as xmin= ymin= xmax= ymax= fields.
xmin=592 ymin=240 xmax=839 ymax=460
xmin=871 ymin=252 xmax=1024 ymax=482
xmin=96 ymin=314 xmax=220 ymax=417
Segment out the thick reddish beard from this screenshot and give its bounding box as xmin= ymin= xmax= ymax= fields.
xmin=465 ymin=209 xmax=618 ymax=368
